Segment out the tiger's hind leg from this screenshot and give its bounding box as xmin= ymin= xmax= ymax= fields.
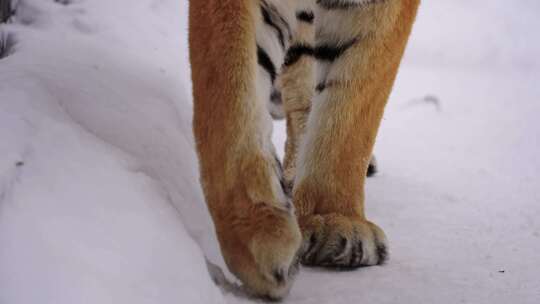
xmin=279 ymin=1 xmax=316 ymax=196
xmin=293 ymin=0 xmax=420 ymax=268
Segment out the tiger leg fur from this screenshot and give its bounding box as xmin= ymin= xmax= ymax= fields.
xmin=292 ymin=0 xmax=420 ymax=268
xmin=189 ymin=0 xmax=301 ymax=299
xmin=279 ymin=2 xmax=316 ymax=196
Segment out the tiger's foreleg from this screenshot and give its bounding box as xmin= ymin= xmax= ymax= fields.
xmin=189 ymin=0 xmax=301 ymax=299
xmin=293 ymin=0 xmax=420 ymax=268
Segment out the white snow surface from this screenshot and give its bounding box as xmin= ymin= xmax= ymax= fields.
xmin=1 ymin=1 xmax=539 ymax=303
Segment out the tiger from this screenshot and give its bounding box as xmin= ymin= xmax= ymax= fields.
xmin=189 ymin=0 xmax=420 ymax=300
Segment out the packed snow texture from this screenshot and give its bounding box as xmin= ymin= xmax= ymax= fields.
xmin=1 ymin=1 xmax=539 ymax=303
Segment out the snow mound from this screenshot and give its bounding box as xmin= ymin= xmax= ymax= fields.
xmin=1 ymin=1 xmax=540 ymax=304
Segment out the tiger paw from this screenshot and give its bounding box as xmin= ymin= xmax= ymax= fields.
xmin=208 ymin=151 xmax=303 ymax=300
xmin=299 ymin=213 xmax=388 ymax=268
xmin=215 ymin=202 xmax=302 ymax=300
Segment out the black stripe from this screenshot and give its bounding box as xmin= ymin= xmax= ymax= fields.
xmin=314 ymin=38 xmax=358 ymax=62
xmin=261 ymin=5 xmax=286 ymax=49
xmin=284 ymin=44 xmax=314 ymax=66
xmin=261 ymin=1 xmax=292 ymax=44
xmin=317 ymin=0 xmax=383 ymax=10
xmin=257 ymin=45 xmax=276 ymax=82
xmin=296 ymin=11 xmax=314 ymax=23
xmin=275 ymin=9 xmax=293 ymax=43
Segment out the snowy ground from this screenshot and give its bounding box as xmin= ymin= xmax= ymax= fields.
xmin=1 ymin=1 xmax=539 ymax=304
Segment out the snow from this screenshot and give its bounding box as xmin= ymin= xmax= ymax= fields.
xmin=1 ymin=1 xmax=539 ymax=304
